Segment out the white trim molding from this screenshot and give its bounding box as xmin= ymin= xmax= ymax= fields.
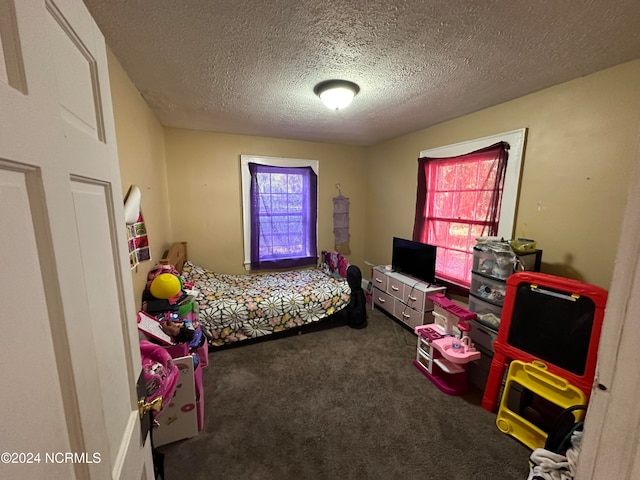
xmin=419 ymin=128 xmax=527 ymax=240
xmin=240 ymin=155 xmax=320 ymax=269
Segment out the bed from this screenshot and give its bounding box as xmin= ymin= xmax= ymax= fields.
xmin=160 ymin=242 xmax=352 ymax=348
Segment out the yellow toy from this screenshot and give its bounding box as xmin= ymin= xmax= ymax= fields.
xmin=495 ymin=360 xmax=586 ymax=450
xmin=150 ymin=273 xmax=182 ymax=299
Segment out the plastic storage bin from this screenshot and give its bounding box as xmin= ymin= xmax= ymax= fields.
xmin=471 ymin=271 xmax=508 ymax=306
xmin=468 ymin=319 xmax=498 ymax=352
xmin=466 ymin=343 xmax=494 ymax=391
xmin=468 ymin=293 xmax=502 ymax=330
xmin=472 ymin=245 xmax=516 ymax=279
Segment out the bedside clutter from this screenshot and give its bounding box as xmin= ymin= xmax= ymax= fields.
xmin=138 ymin=262 xmax=208 ymax=447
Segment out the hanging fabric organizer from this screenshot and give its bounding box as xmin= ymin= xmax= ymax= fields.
xmin=333 ymin=184 xmax=351 ymax=255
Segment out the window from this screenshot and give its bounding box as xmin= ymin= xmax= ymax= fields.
xmin=413 ymin=129 xmax=526 ymax=290
xmin=241 ymin=155 xmax=319 ymax=269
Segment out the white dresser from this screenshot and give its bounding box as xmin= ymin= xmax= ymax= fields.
xmin=371 ymin=266 xmax=445 ymax=330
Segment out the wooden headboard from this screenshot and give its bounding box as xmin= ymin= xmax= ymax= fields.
xmin=160 ymin=242 xmax=188 ymax=273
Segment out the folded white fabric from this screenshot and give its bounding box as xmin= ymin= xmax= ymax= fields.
xmin=527 ymin=431 xmax=583 ymax=480
xmin=565 ymin=430 xmax=583 ymax=477
xmin=527 ymin=449 xmax=571 ymax=480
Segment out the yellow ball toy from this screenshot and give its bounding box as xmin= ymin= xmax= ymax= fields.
xmin=150 ymin=273 xmax=182 ymax=299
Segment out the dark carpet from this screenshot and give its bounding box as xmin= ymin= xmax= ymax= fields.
xmin=160 ymin=308 xmax=531 ymax=479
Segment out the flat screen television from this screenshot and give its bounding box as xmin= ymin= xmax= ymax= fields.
xmin=391 ymin=237 xmax=437 ymax=284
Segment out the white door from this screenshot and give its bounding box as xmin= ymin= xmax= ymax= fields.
xmin=575 ymin=127 xmax=640 ymax=477
xmin=0 ymin=1 xmax=152 ymax=479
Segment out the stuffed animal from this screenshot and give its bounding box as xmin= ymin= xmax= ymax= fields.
xmin=139 ymin=340 xmax=179 ymax=420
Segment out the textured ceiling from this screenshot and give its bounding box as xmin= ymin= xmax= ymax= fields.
xmin=83 ymin=0 xmax=640 ymax=146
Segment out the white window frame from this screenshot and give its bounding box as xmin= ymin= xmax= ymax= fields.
xmin=419 ymin=128 xmax=527 ymax=240
xmin=240 ymin=155 xmax=320 ymax=270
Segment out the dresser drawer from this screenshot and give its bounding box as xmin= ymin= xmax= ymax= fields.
xmin=373 ymin=288 xmax=394 ymax=313
xmin=395 ymin=299 xmax=425 ymax=329
xmin=387 ymin=276 xmax=405 ymax=298
xmin=372 ymin=269 xmax=388 ymax=291
xmin=402 ymin=283 xmax=426 ymax=311
xmin=471 ymin=271 xmax=507 ymax=306
xmin=473 ymin=246 xmax=514 ymax=279
xmin=468 ymin=293 xmax=502 ymax=330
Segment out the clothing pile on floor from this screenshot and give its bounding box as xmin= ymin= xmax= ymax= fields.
xmin=527 ymin=430 xmax=583 ymax=480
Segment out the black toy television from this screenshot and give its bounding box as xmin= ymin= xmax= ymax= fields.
xmin=391 ymin=237 xmax=437 ymax=284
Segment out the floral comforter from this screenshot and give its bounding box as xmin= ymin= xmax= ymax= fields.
xmin=181 ymin=261 xmax=351 ymax=347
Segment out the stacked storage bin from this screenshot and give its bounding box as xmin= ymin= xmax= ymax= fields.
xmin=466 ymin=240 xmax=542 ymax=391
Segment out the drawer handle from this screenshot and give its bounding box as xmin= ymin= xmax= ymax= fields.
xmin=378 ymin=297 xmax=386 ymax=303
xmin=408 ymin=295 xmax=417 ymax=301
xmin=375 ymin=278 xmax=383 ymax=283
xmin=402 ymin=312 xmax=410 ymax=318
xmin=391 ymin=285 xmax=399 ymax=291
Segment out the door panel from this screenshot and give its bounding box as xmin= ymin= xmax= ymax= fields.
xmin=46 ymin=0 xmax=104 ymax=140
xmin=0 ymin=164 xmax=75 ymax=480
xmin=0 ymin=1 xmax=151 ymax=478
xmin=70 ymin=178 xmax=131 ymax=462
xmin=0 ymin=0 xmax=27 ymax=92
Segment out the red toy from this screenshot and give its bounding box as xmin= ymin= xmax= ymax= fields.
xmin=481 ymin=272 xmax=608 ymax=412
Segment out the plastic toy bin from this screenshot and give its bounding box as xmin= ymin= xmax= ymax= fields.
xmin=470 ymin=272 xmax=508 ymax=306
xmin=472 ymin=246 xmax=513 ymax=279
xmin=468 ymin=293 xmax=502 ymax=330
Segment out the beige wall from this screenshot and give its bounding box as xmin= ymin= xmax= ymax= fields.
xmin=107 ymin=49 xmax=173 ymax=303
xmin=163 ymin=128 xmax=367 ymax=274
xmin=107 ymin=49 xmax=640 ymax=291
xmin=365 ymin=60 xmax=640 ymax=289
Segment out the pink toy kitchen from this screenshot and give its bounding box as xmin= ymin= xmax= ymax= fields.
xmin=413 ymin=293 xmax=480 ymax=395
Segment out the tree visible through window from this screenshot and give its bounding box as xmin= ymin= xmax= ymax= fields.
xmin=248 ymin=162 xmax=317 ymax=269
xmin=413 ymin=142 xmax=509 ymax=289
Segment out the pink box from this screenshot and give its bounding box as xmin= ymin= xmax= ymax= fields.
xmin=194 ymin=363 xmax=203 ymax=400
xmin=196 ymin=343 xmax=209 ymax=368
xmin=196 ymin=396 xmax=205 ymax=432
xmin=153 ymin=355 xmax=199 ymax=446
xmin=163 ymin=342 xmax=189 ymax=359
xmin=193 ymin=366 xmax=205 ymax=431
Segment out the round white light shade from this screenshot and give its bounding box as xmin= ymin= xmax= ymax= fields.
xmin=314 ymin=80 xmax=360 ymax=110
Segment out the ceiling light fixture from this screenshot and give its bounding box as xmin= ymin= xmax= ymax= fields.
xmin=314 ymin=80 xmax=360 ymax=111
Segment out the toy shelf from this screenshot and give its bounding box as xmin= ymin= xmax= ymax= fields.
xmin=433 ymin=357 xmax=465 ymax=375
